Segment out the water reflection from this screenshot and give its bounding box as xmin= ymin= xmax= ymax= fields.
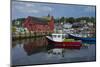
xmin=12 ymin=37 xmax=96 ymax=65
xmin=47 ymin=48 xmax=65 ymax=59
xmin=12 ymin=37 xmax=48 ymax=56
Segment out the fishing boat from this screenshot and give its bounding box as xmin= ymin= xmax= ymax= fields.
xmin=46 ymin=33 xmax=82 ymax=49
xmin=68 ymin=34 xmax=96 ymax=44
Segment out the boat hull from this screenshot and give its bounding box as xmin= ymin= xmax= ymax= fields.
xmin=46 ymin=36 xmax=82 ymax=49
xmin=68 ymin=34 xmax=96 ymax=44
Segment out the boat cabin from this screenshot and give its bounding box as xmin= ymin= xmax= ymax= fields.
xmin=52 ymin=33 xmax=66 ymax=42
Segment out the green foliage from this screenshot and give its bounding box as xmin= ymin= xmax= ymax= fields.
xmin=67 ymin=17 xmax=75 ymax=23
xmin=60 ymin=17 xmax=65 ymax=22
xmin=54 ymin=16 xmax=96 ymax=23
xmin=12 ymin=18 xmax=25 ymax=27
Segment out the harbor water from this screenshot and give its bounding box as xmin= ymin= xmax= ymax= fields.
xmin=11 ymin=37 xmax=96 ymax=66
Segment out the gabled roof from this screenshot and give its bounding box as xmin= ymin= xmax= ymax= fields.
xmin=27 ymin=16 xmax=49 ymax=25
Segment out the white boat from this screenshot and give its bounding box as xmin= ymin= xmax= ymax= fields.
xmin=46 ymin=33 xmax=82 ymax=49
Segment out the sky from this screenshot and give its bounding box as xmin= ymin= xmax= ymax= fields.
xmin=11 ymin=1 xmax=96 ymax=20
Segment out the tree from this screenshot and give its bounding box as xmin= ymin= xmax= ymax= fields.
xmin=67 ymin=17 xmax=75 ymax=23
xmin=54 ymin=18 xmax=60 ymax=23
xmin=60 ymin=17 xmax=65 ymax=22
xmin=12 ymin=18 xmax=25 ymax=27
xmin=90 ymin=17 xmax=96 ymax=23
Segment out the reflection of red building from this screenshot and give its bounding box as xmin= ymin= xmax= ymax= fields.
xmin=22 ymin=16 xmax=54 ymax=33
xmin=23 ymin=37 xmax=48 ymax=55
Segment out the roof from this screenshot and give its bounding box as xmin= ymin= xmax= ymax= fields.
xmin=42 ymin=16 xmax=51 ymax=21
xmin=28 ymin=16 xmax=49 ymax=25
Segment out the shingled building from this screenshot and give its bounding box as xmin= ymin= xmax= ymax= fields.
xmin=22 ymin=16 xmax=54 ymax=34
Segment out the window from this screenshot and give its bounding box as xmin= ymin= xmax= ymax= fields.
xmin=29 ymin=24 xmax=32 ymax=26
xmin=53 ymin=35 xmax=56 ymax=38
xmin=58 ymin=35 xmax=61 ymax=38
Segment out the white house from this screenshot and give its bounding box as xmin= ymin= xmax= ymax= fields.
xmin=87 ymin=22 xmax=94 ymax=27
xmin=16 ymin=27 xmax=25 ymax=33
xmin=63 ymin=28 xmax=74 ymax=34
xmin=63 ymin=23 xmax=72 ymax=28
xmin=80 ymin=20 xmax=86 ymax=24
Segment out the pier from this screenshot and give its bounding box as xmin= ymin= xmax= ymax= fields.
xmin=12 ymin=31 xmax=51 ymax=40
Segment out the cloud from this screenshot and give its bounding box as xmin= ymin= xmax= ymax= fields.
xmin=84 ymin=6 xmax=95 ymax=12
xmin=12 ymin=1 xmax=53 ymax=14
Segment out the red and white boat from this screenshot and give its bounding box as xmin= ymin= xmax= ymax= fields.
xmin=46 ymin=33 xmax=82 ymax=49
